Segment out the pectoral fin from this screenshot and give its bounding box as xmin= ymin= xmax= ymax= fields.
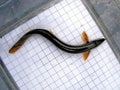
xmin=81 ymin=31 xmax=90 ymax=61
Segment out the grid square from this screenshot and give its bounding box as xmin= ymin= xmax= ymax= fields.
xmin=36 ymin=75 xmax=44 ymax=82
xmin=76 ymin=74 xmax=82 ymax=81
xmin=35 ymin=84 xmax=43 ymax=90
xmin=39 ymin=66 xmax=47 ymax=74
xmin=102 ymin=80 xmax=109 ymax=87
xmin=94 ymin=78 xmax=101 ymax=85
xmin=43 ymin=72 xmax=51 ymax=79
xmin=79 ymin=79 xmax=87 ymax=87
xmin=85 ymin=76 xmax=92 ymax=84
xmin=81 ymin=71 xmax=89 ymax=78
xmin=25 ymin=82 xmax=34 ymax=90
xmin=82 ymin=85 xmax=90 ymax=90
xmin=58 ymin=70 xmax=65 ymax=78
xmin=59 ymin=85 xmax=66 ymax=90
xmin=17 ymin=80 xmax=25 ymax=87
xmin=23 ymin=67 xmax=32 ymax=75
xmin=97 ymin=83 xmax=104 ymax=90
xmin=74 ymin=83 xmax=81 ymax=89
xmin=33 ymin=70 xmax=41 ymax=77
xmin=88 ymin=81 xmax=95 ymax=89
xmin=99 ymin=74 xmax=106 ymax=82
xmin=21 ymin=85 xmax=28 ymax=90
xmin=40 ymin=81 xmax=48 ymax=88
xmin=55 ymin=79 xmax=63 ymax=87
xmin=64 ymin=81 xmax=71 ymax=88
xmin=41 ymin=57 xmax=49 ymax=65
xmin=49 ymin=83 xmax=57 ymax=90
xmin=71 ymin=78 xmax=78 ymax=85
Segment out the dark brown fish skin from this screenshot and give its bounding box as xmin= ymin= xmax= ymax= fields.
xmin=9 ymin=29 xmax=105 ymax=54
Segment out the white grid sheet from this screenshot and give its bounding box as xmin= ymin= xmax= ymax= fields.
xmin=0 ymin=0 xmax=120 ymax=90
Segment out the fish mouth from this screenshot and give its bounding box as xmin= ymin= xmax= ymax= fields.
xmin=95 ymin=38 xmax=105 ymax=46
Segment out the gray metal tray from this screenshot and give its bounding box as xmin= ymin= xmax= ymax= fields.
xmin=0 ymin=0 xmax=61 ymax=37
xmin=82 ymin=0 xmax=120 ymax=62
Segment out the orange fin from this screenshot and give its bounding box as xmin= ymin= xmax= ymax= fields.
xmin=81 ymin=31 xmax=88 ymax=43
xmin=81 ymin=31 xmax=90 ymax=61
xmin=82 ymin=51 xmax=90 ymax=61
xmin=9 ymin=45 xmax=22 ymax=54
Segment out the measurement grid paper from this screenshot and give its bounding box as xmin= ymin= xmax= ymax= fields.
xmin=0 ymin=0 xmax=120 ymax=90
